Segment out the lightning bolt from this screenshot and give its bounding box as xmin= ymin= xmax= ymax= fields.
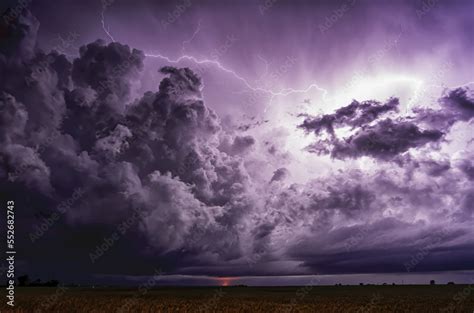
xmin=98 ymin=5 xmax=329 ymax=108
xmin=98 ymin=9 xmax=473 ymax=117
xmin=101 ymin=3 xmax=115 ymax=42
xmin=181 ymin=19 xmax=202 ymax=55
xmin=144 ymin=52 xmax=329 ymax=103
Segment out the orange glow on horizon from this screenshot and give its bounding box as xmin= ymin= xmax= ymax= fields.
xmin=216 ymin=277 xmax=237 ymax=287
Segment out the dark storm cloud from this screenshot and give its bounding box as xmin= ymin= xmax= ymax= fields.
xmin=298 ymin=244 xmax=474 ymax=274
xmin=291 ymin=219 xmax=474 ymax=274
xmin=0 ymin=92 xmax=28 ymax=143
xmin=329 ymin=119 xmax=443 ymax=159
xmin=278 ymin=173 xmax=474 ymax=273
xmin=72 ymin=40 xmax=144 ymax=108
xmin=457 ymin=159 xmax=474 ymax=180
xmin=394 ymin=154 xmax=452 ymax=178
xmin=0 ymin=8 xmax=288 ymax=280
xmin=0 ymin=9 xmax=256 ymax=278
xmin=0 ymin=7 xmax=38 ymax=60
xmin=299 ymin=98 xmax=399 ymax=137
xmin=414 ymin=88 xmax=474 ymax=131
xmin=219 ymin=134 xmax=255 ymax=155
xmin=257 ymin=160 xmax=473 ymax=272
xmin=270 ymin=167 xmax=289 ymax=182
xmin=300 ymin=90 xmax=474 ymax=160
xmin=1 ymin=8 xmax=473 ymax=283
xmin=440 ymin=88 xmax=474 ymax=121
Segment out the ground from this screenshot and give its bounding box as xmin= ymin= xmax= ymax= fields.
xmin=1 ymin=285 xmax=473 ymax=312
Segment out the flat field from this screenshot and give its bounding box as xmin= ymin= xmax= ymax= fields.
xmin=1 ymin=285 xmax=473 ymax=312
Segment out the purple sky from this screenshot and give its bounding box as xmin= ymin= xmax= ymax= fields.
xmin=0 ymin=0 xmax=473 ymax=286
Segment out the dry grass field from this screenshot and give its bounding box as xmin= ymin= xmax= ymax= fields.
xmin=1 ymin=285 xmax=473 ymax=312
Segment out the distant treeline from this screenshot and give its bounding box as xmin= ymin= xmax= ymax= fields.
xmin=17 ymin=275 xmax=59 ymax=287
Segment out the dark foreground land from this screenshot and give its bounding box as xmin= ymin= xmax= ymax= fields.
xmin=1 ymin=285 xmax=473 ymax=312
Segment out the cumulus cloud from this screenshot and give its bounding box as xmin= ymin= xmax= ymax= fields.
xmin=270 ymin=167 xmax=289 ymax=182
xmin=299 ymin=91 xmax=474 ymax=160
xmin=1 ymin=9 xmax=473 ymax=280
xmin=299 ymin=98 xmax=399 ymax=137
xmin=413 ymin=88 xmax=474 ymax=131
xmin=219 ymin=134 xmax=255 ymax=155
xmin=329 ymin=119 xmax=443 ymax=159
xmin=0 ymin=9 xmax=258 ymax=274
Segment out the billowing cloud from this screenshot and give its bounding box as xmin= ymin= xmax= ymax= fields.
xmin=299 ymin=90 xmax=474 ymax=160
xmin=1 ymin=8 xmax=473 ymax=283
xmin=299 ymin=98 xmax=399 ymax=136
xmin=329 ymin=118 xmax=443 ymax=159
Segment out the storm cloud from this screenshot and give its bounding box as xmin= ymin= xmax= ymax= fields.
xmin=1 ymin=4 xmax=473 ymax=284
xmin=299 ymin=91 xmax=474 ymax=160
